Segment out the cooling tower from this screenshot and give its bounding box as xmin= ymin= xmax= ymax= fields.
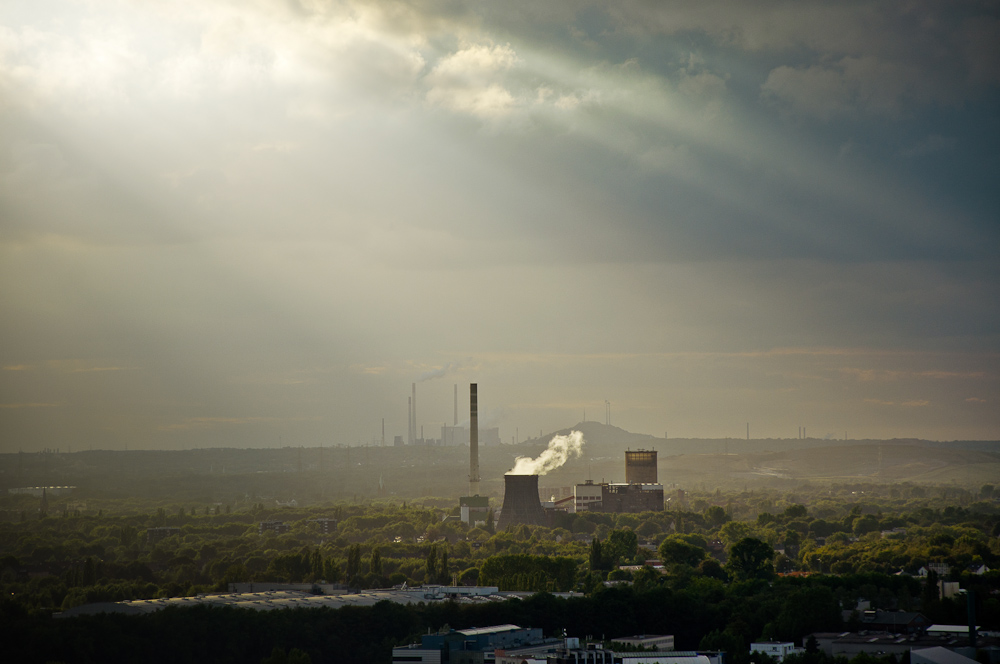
xmin=496 ymin=474 xmax=546 ymax=529
xmin=469 ymin=383 xmax=480 ymax=496
xmin=625 ymin=449 xmax=658 ymax=484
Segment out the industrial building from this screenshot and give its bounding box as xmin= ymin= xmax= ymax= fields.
xmin=750 ymin=642 xmax=800 ymax=663
xmin=393 ymin=627 xmax=701 ymax=664
xmin=613 ymin=635 xmax=675 ymax=651
xmin=600 ymin=482 xmax=664 ymax=513
xmin=495 ymin=638 xmax=614 ymax=664
xmin=566 ymin=451 xmax=664 ymax=514
xmin=406 ymin=381 xmax=501 ymax=447
xmin=808 ymin=631 xmax=999 ymax=660
xmin=460 ymin=495 xmax=490 ymax=527
xmin=497 ymin=450 xmax=664 ymax=527
xmin=59 ymin=586 xmax=579 ymax=618
xmin=625 ymin=450 xmax=658 ymax=484
xmin=392 ymin=624 xmax=548 ymax=664
xmin=573 ymin=480 xmax=604 ymax=512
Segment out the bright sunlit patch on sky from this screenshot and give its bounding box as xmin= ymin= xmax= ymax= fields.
xmin=0 ymin=0 xmax=997 ymax=450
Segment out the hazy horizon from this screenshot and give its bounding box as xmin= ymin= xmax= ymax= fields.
xmin=1 ymin=1 xmax=998 ymax=452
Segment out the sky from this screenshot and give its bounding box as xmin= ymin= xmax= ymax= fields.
xmin=1 ymin=0 xmax=998 ymax=452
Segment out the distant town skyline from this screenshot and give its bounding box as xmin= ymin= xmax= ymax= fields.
xmin=1 ymin=1 xmax=997 ymax=452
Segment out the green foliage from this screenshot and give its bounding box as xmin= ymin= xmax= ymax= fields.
xmin=763 ymin=586 xmax=842 ymax=641
xmin=369 ymin=547 xmax=383 ymax=577
xmin=784 ymin=505 xmax=808 ymax=519
xmin=2 ymin=481 xmax=999 ymax=630
xmin=425 ymin=545 xmax=438 ymax=583
xmin=345 ymin=544 xmax=362 ymax=581
xmin=726 ymin=538 xmax=775 ymax=581
xmin=437 ymin=550 xmax=449 ymax=585
xmin=659 ymin=535 xmax=708 ymax=567
xmin=589 ymin=538 xmax=606 ymax=571
xmin=261 ymin=647 xmax=313 ymax=664
xmin=604 ymin=529 xmax=638 ymax=565
xmin=706 ymin=505 xmax=730 ymax=526
xmin=478 ymin=554 xmax=577 ymax=591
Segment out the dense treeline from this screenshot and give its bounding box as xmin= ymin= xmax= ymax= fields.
xmin=1 ymin=570 xmax=995 ymax=664
xmin=2 ymin=483 xmax=1000 ymax=616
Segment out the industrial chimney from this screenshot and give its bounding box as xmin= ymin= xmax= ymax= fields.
xmin=411 ymin=383 xmax=417 ymax=444
xmin=469 ymin=383 xmax=480 ymax=496
xmin=496 ymin=474 xmax=546 ymax=530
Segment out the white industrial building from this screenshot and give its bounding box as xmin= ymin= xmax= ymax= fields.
xmin=750 ymin=642 xmax=801 ymax=662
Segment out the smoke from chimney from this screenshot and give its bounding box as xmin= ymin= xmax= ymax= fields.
xmin=417 ymin=360 xmax=468 ymax=383
xmin=509 ymin=431 xmax=585 ymax=475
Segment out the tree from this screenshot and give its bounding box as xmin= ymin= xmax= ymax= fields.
xmin=425 ymin=545 xmax=437 ymax=583
xmin=771 ymin=586 xmax=842 ymax=641
xmin=853 ymin=514 xmax=880 ymax=536
xmin=784 ymin=504 xmax=808 ymax=519
xmin=659 ymin=536 xmax=707 ymax=567
xmin=632 ymin=565 xmax=662 ymax=592
xmin=589 ymin=538 xmax=606 ymax=571
xmin=699 ymin=558 xmax=728 ymax=580
xmin=369 ymin=547 xmax=383 ymax=578
xmin=726 ymin=537 xmax=775 ymax=581
xmin=922 ymin=570 xmax=940 ymax=606
xmin=310 ymin=549 xmax=323 ymax=580
xmin=605 ymin=529 xmax=638 ymax=565
xmin=783 ymin=530 xmax=801 ymax=560
xmin=700 ymin=628 xmax=747 ymax=664
xmin=706 ymin=505 xmax=730 ymax=526
xmin=261 ymin=647 xmax=312 ymax=664
xmin=345 ymin=544 xmax=362 ymax=580
xmin=323 ymin=557 xmax=341 ymax=583
xmin=437 ymin=550 xmax=449 ymax=585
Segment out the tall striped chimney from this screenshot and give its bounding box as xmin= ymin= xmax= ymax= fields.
xmin=470 ymin=383 xmax=480 ymax=496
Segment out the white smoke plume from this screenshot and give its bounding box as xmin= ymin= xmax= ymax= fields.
xmin=416 ymin=360 xmax=470 ymax=382
xmin=509 ymin=430 xmax=585 ymax=475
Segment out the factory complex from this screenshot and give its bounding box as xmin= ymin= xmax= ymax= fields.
xmin=448 ymin=383 xmax=663 ymax=531
xmin=392 ymin=624 xmax=711 ymax=664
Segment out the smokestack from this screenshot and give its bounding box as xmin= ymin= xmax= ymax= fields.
xmin=470 ymin=383 xmax=480 ymax=495
xmin=454 ymin=384 xmax=458 ymax=426
xmin=496 ymin=474 xmax=546 ymax=530
xmin=412 ymin=383 xmax=417 ymax=445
